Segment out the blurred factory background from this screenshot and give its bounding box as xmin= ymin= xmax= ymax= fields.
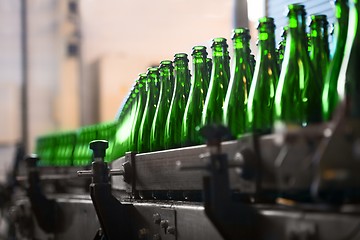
xmin=0 ymin=0 xmax=333 ymax=181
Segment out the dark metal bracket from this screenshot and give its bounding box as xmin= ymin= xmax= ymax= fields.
xmin=313 ymin=102 xmax=360 ymax=203
xmin=77 ymin=140 xmax=135 ymax=240
xmin=200 ymin=125 xmax=260 ymax=240
xmin=26 ymin=154 xmax=64 ymax=233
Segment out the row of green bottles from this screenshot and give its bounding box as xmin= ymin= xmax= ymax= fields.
xmin=35 ymin=0 xmax=359 ymax=165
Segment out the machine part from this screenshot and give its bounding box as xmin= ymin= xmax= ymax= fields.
xmin=78 ymin=140 xmax=136 ymax=239
xmin=26 ymin=154 xmax=67 ymax=233
xmin=200 ymin=125 xmax=260 ymax=240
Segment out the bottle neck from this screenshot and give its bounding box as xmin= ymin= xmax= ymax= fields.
xmin=192 ymin=53 xmax=207 ymax=87
xmin=174 ymin=60 xmax=189 ymax=90
xmin=149 ymin=73 xmax=159 ymax=93
xmin=310 ymin=23 xmax=329 ymax=56
xmin=257 ymin=30 xmax=276 ymax=57
xmin=233 ymin=37 xmax=251 ymax=58
xmin=288 ymin=13 xmax=307 ymax=44
xmin=159 ymin=67 xmax=173 ymax=91
xmin=334 ymin=0 xmax=350 ymax=40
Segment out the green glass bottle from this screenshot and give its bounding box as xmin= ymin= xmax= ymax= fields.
xmin=36 ymin=134 xmax=56 ymax=166
xmin=247 ymin=17 xmax=280 ymax=134
xmin=202 ymin=38 xmax=230 ymax=126
xmin=309 ymin=14 xmax=330 ymax=88
xmin=277 ymin=26 xmax=289 ymax=68
xmin=114 ymin=79 xmax=140 ymax=156
xmin=150 ymin=61 xmax=174 ymax=151
xmin=129 ymin=73 xmax=148 ymax=152
xmin=181 ymin=46 xmax=209 ymax=146
xmin=274 ymin=4 xmax=322 ymax=128
xmin=97 ymin=120 xmax=119 ymax=162
xmin=222 ymin=29 xmax=252 ymax=137
xmin=137 ymin=67 xmax=160 ymax=153
xmin=73 ymin=124 xmax=98 ymax=166
xmin=53 ymin=131 xmax=76 ymax=166
xmin=126 ymin=79 xmax=141 ymax=152
xmin=322 ymin=0 xmax=350 ymax=120
xmin=164 ymin=54 xmax=190 ymax=149
xmin=337 ymin=0 xmax=360 ymax=118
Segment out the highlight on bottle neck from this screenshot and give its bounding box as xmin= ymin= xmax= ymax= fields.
xmin=174 ymin=53 xmax=189 ymax=69
xmin=309 ymin=15 xmax=329 ymax=37
xmin=211 ymin=37 xmax=228 ymax=56
xmin=191 ymin=46 xmax=208 ymax=63
xmin=146 ymin=67 xmax=159 ymax=84
xmin=287 ymin=4 xmax=307 ymax=29
xmin=138 ymin=73 xmax=147 ymax=89
xmin=257 ymin=17 xmax=275 ymax=41
xmin=232 ymin=28 xmax=251 ymax=49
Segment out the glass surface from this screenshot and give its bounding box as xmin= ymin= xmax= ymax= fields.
xmin=247 ymin=18 xmax=279 ymax=134
xmin=164 ymin=54 xmax=190 ymax=149
xmin=274 ymin=4 xmax=322 ymax=127
xmin=223 ymin=29 xmax=253 ymax=137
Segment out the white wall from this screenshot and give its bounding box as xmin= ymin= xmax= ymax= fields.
xmin=0 ymin=0 xmax=236 ymax=155
xmin=80 ymin=0 xmax=234 ymax=123
xmin=0 ymin=1 xmax=22 ymax=145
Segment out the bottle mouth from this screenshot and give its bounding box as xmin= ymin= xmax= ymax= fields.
xmin=159 ymin=60 xmax=173 ymax=68
xmin=139 ymin=73 xmax=147 ymax=78
xmin=174 ymin=53 xmax=188 ymax=59
xmin=138 ymin=73 xmax=147 ymax=82
xmin=211 ymin=37 xmax=228 ymax=48
xmin=232 ymin=28 xmax=250 ymax=40
xmin=310 ymin=14 xmax=328 ymax=22
xmin=288 ymin=3 xmax=305 ymax=11
xmin=287 ymin=4 xmax=306 ymax=18
xmin=257 ymin=17 xmax=276 ymax=29
xmin=191 ymin=46 xmax=207 ymax=56
xmin=147 ymin=67 xmax=159 ymax=74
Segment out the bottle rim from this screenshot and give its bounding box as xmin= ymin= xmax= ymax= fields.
xmin=159 ymin=60 xmax=173 ymax=68
xmin=257 ymin=17 xmax=276 ymax=29
xmin=174 ymin=53 xmax=188 ymax=59
xmin=287 ymin=4 xmax=306 ymax=17
xmin=147 ymin=67 xmax=159 ymax=74
xmin=288 ymin=3 xmax=305 ymax=11
xmin=211 ymin=37 xmax=228 ymax=48
xmin=310 ymin=14 xmax=328 ymax=22
xmin=232 ymin=28 xmax=250 ymax=40
xmin=191 ymin=46 xmax=207 ymax=56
